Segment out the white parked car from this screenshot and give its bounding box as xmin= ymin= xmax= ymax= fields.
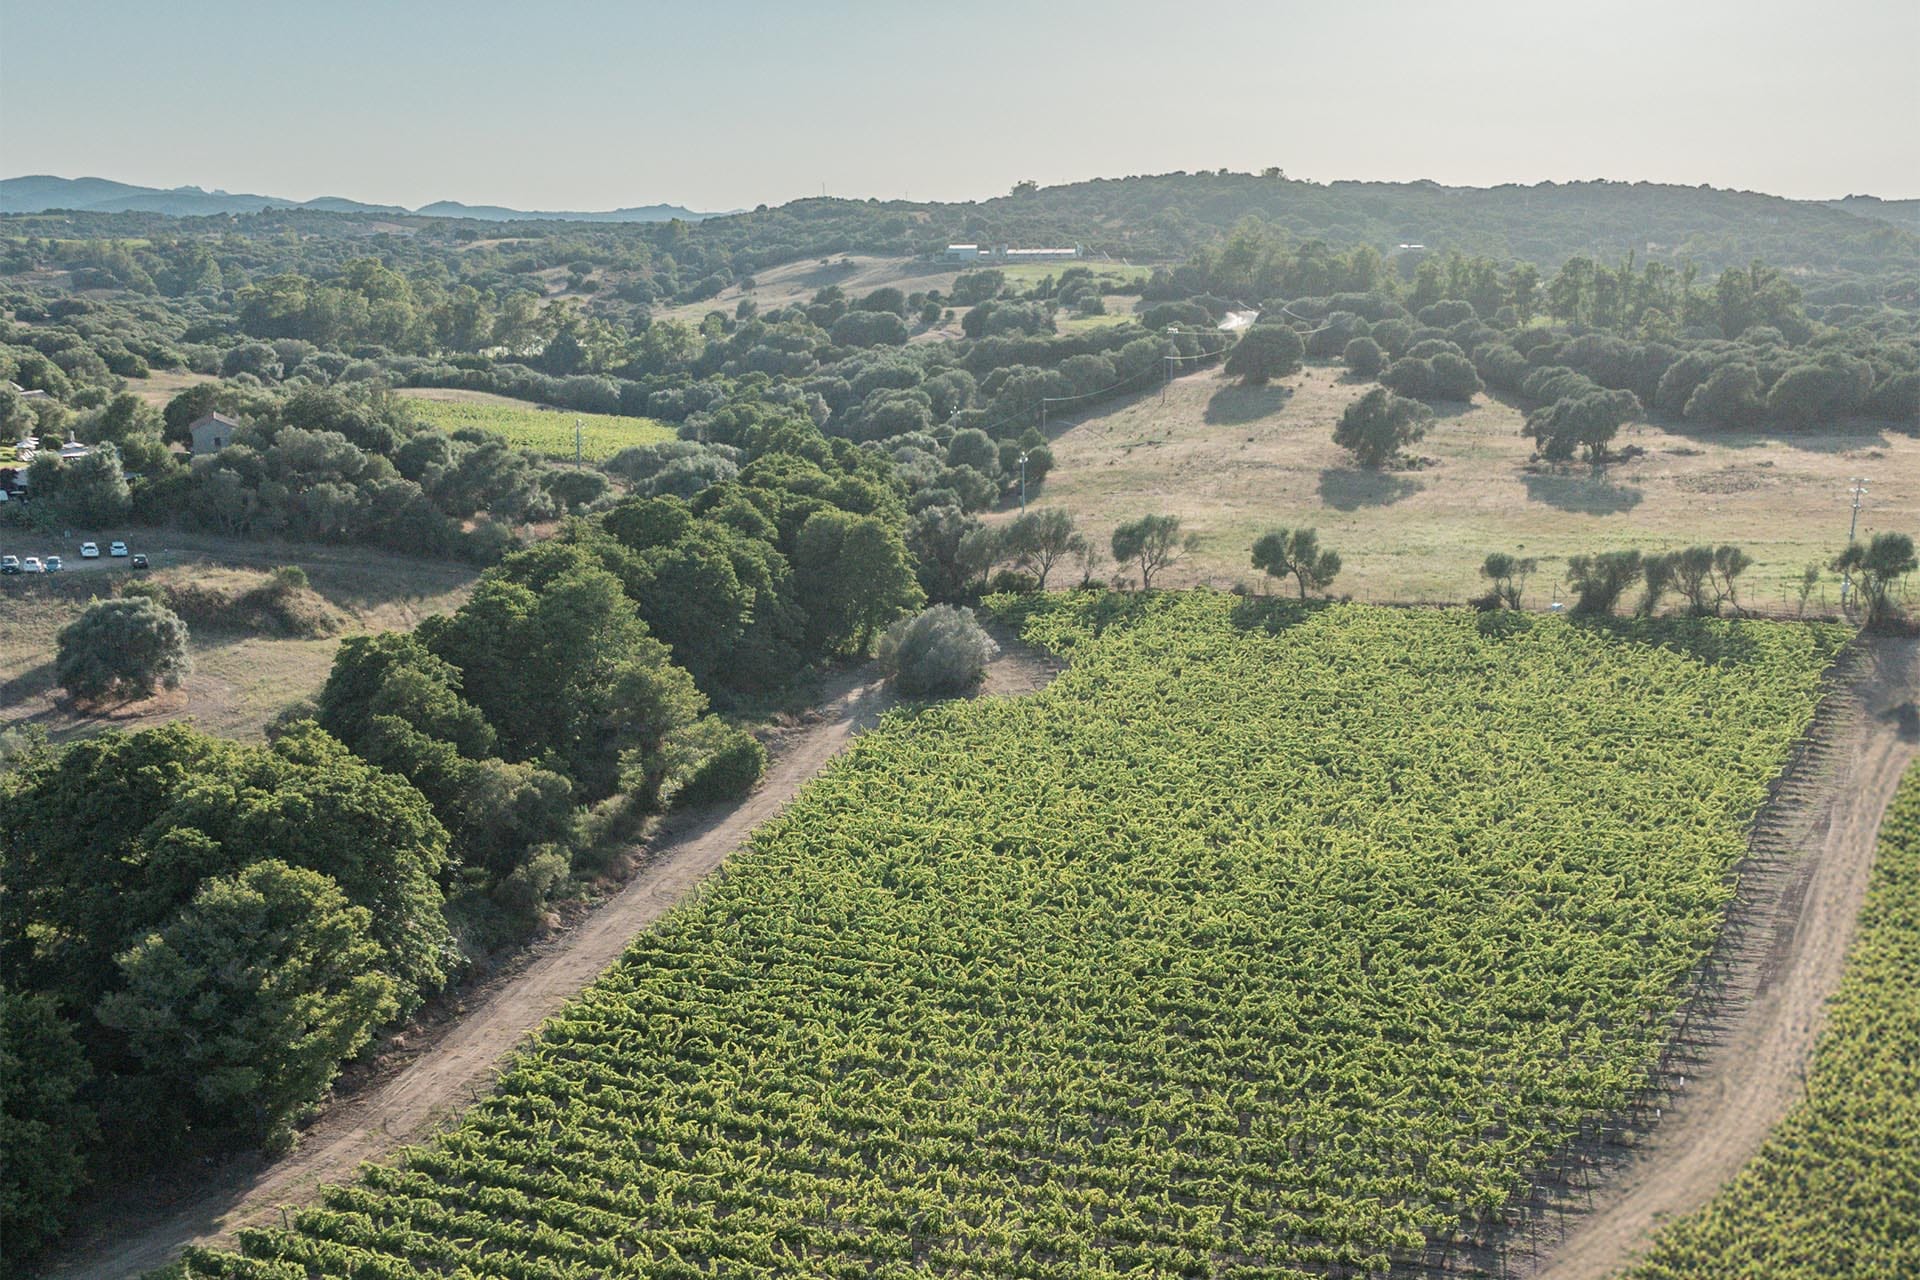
xmin=79 ymin=542 xmax=100 ymax=558
xmin=109 ymin=541 xmax=129 ymax=557
xmin=22 ymin=557 xmax=43 ymax=573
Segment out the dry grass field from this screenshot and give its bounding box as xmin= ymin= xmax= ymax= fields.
xmin=124 ymin=367 xmax=217 ymax=408
xmin=1026 ymin=362 xmax=1920 ymax=607
xmin=0 ymin=533 xmax=476 ymax=743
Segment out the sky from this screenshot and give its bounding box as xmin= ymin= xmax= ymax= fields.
xmin=3 ymin=0 xmax=1915 ymax=211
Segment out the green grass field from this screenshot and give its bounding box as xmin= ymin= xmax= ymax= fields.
xmin=400 ymin=392 xmax=676 ymax=461
xmin=185 ymin=594 xmax=1843 ymax=1280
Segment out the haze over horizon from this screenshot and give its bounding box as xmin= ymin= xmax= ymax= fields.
xmin=4 ymin=0 xmax=1915 ymax=212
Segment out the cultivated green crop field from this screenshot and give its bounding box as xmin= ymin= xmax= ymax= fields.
xmin=1627 ymin=758 xmax=1920 ymax=1280
xmin=400 ymin=393 xmax=676 ymax=461
xmin=187 ymin=595 xmax=1844 ymax=1279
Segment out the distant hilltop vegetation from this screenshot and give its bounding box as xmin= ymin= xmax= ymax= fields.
xmin=5 ymin=171 xmax=1917 ymax=277
xmin=0 ymin=174 xmax=732 ymax=223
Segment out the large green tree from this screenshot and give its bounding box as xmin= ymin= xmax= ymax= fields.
xmin=423 ymin=550 xmax=704 ymax=801
xmin=0 ymin=988 xmax=96 ymax=1266
xmin=1333 ymin=388 xmax=1430 ymax=468
xmin=95 ymin=860 xmax=398 ymax=1150
xmin=55 ymin=597 xmax=191 ymax=702
xmin=1224 ymin=323 xmax=1305 ymax=385
xmin=791 ymin=509 xmax=924 ymax=654
xmin=0 ymin=722 xmax=451 ymax=1015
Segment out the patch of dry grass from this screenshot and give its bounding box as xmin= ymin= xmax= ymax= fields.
xmin=0 ymin=533 xmax=476 ymax=743
xmin=123 ymin=367 xmax=217 ymax=408
xmin=1023 ymin=363 xmax=1920 ymax=607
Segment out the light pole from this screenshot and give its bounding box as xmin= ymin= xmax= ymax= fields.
xmin=1017 ymin=451 xmax=1029 ymax=513
xmin=1841 ymin=477 xmax=1868 ymax=607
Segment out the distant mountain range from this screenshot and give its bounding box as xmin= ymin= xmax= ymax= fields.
xmin=0 ymin=175 xmax=731 ymax=222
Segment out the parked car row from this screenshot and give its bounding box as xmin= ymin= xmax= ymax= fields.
xmin=2 ymin=540 xmax=147 ymax=575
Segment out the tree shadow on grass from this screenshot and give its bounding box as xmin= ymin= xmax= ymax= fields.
xmin=1317 ymin=468 xmax=1424 ymax=511
xmin=1522 ymin=471 xmax=1643 ymax=514
xmin=1204 ymin=382 xmax=1294 ymax=426
xmin=1649 ymin=410 xmax=1901 ymax=455
xmin=0 ymin=660 xmax=57 ymax=707
xmin=1228 ymin=595 xmax=1322 ymax=636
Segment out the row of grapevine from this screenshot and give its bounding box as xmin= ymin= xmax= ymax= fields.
xmin=184 ymin=595 xmax=1845 ymax=1279
xmin=1623 ymin=757 xmax=1920 ymax=1279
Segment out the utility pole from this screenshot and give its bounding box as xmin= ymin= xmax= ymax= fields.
xmin=1840 ymin=477 xmax=1868 ymax=607
xmin=1018 ymin=452 xmax=1029 ymax=513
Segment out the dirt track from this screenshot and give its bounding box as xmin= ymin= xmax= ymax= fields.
xmin=1527 ymin=634 xmax=1920 ymax=1279
xmin=48 ymin=640 xmax=1061 ymax=1279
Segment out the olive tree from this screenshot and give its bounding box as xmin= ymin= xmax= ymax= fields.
xmin=1252 ymin=528 xmax=1341 ymax=599
xmin=1479 ymin=553 xmax=1537 ymax=610
xmin=55 ymin=597 xmax=191 ymax=702
xmin=1834 ymin=532 xmax=1917 ymax=629
xmin=1111 ymin=515 xmax=1195 ymax=590
xmin=1004 ymin=507 xmax=1086 ymax=589
xmin=1567 ymin=550 xmax=1643 ymax=616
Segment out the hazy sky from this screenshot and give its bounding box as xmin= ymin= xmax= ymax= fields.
xmin=4 ymin=0 xmax=1915 ymax=210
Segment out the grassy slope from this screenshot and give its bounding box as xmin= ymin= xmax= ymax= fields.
xmin=395 ymin=389 xmax=675 ymax=460
xmin=188 ymin=596 xmax=1844 ymax=1279
xmin=1623 ymin=760 xmax=1920 ymax=1279
xmin=1028 ymin=363 xmax=1920 ymax=606
xmin=0 ymin=532 xmax=475 ymax=742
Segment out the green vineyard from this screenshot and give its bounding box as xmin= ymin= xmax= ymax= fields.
xmin=186 ymin=596 xmax=1847 ymax=1279
xmin=1625 ymin=758 xmax=1920 ymax=1279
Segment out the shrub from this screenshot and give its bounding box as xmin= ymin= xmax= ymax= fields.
xmin=55 ymin=597 xmax=191 ymax=701
xmin=1343 ymin=336 xmax=1384 ymax=377
xmin=876 ymin=605 xmax=999 ymax=695
xmin=668 ymin=723 xmax=769 ymax=809
xmin=1225 ymin=324 xmax=1306 ymax=385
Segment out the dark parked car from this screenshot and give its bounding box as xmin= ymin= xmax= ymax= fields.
xmin=130 ymin=553 xmax=150 ymax=570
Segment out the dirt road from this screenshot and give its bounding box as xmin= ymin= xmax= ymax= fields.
xmin=49 ymin=640 xmax=1061 ymax=1279
xmin=1527 ymin=634 xmax=1920 ymax=1279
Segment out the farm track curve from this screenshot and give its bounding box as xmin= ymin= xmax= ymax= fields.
xmin=1524 ymin=634 xmax=1920 ymax=1279
xmin=46 ymin=635 xmax=1063 ymax=1279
